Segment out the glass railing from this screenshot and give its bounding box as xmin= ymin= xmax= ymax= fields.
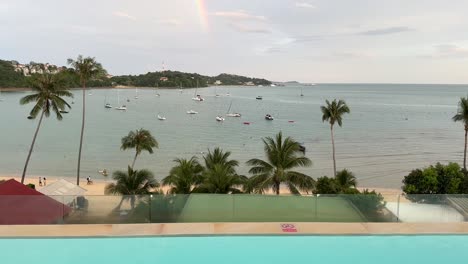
xmin=1 ymin=194 xmax=468 ymax=225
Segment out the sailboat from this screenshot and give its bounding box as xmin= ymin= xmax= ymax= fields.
xmin=115 ymin=89 xmax=127 ymax=110
xmin=104 ymin=94 xmax=112 ymax=108
xmin=134 ymin=87 xmax=138 ymax=99
xmin=192 ymin=81 xmax=204 ymax=101
xmin=226 ymin=101 xmax=241 ymax=117
xmin=155 ymin=85 xmax=160 ymax=96
xmin=179 ymin=83 xmax=183 ymax=93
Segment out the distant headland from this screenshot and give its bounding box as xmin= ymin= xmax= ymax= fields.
xmin=0 ymin=59 xmax=273 ymax=89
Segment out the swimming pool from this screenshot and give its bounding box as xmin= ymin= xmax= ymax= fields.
xmin=1 ymin=235 xmax=467 ymax=264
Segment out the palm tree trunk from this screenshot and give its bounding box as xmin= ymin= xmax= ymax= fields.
xmin=76 ymin=81 xmax=86 ymax=185
xmin=464 ymin=127 xmax=467 ymax=170
xmin=330 ymin=124 xmax=337 ymax=177
xmin=21 ymin=110 xmax=45 ymax=184
xmin=131 ymin=152 xmax=138 ymax=168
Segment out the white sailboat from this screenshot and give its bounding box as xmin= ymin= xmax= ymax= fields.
xmin=104 ymin=94 xmax=112 ymax=108
xmin=157 ymin=114 xmax=166 ymax=120
xmin=179 ymin=83 xmax=183 ymax=93
xmin=115 ymin=89 xmax=127 ymax=110
xmin=186 ymin=110 xmax=198 ymax=114
xmin=134 ymin=87 xmax=138 ymax=99
xmin=192 ymin=81 xmax=204 ymax=101
xmin=226 ymin=101 xmax=241 ymax=117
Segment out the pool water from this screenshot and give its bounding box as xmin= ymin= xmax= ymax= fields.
xmin=1 ymin=235 xmax=467 ymax=264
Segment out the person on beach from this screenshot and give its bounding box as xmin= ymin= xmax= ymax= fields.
xmin=87 ymin=176 xmax=93 ymax=185
xmin=43 ymin=177 xmax=46 ymax=186
xmin=39 ymin=177 xmax=42 ymax=186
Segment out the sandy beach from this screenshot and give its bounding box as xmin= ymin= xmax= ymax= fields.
xmin=0 ymin=174 xmax=403 ymax=200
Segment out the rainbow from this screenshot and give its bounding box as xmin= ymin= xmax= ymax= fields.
xmin=195 ymin=0 xmax=209 ymax=32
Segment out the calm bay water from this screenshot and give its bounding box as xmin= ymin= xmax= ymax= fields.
xmin=0 ymin=84 xmax=466 ymax=188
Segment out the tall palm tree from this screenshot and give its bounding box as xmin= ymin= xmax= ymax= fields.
xmin=121 ymin=128 xmax=159 ymax=168
xmin=105 ymin=166 xmax=159 ymax=209
xmin=453 ymin=97 xmax=468 ymax=170
xmin=203 ymin=147 xmax=239 ymax=173
xmin=19 ymin=73 xmax=72 ymax=183
xmin=247 ymin=132 xmax=314 ymax=195
xmin=321 ymin=99 xmax=350 ymax=177
xmin=68 ymin=55 xmax=104 ymax=185
xmin=193 ymin=164 xmax=246 ymax=194
xmin=335 ymin=169 xmax=357 ymax=190
xmin=162 ymin=157 xmax=204 ymax=194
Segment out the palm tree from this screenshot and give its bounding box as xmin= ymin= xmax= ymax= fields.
xmin=321 ymin=99 xmax=350 ymax=177
xmin=19 ymin=73 xmax=72 ymax=184
xmin=453 ymin=97 xmax=468 ymax=170
xmin=247 ymin=132 xmax=314 ymax=195
xmin=68 ymin=55 xmax=104 ymax=185
xmin=335 ymin=169 xmax=357 ymax=190
xmin=193 ymin=164 xmax=246 ymax=194
xmin=162 ymin=157 xmax=204 ymax=194
xmin=105 ymin=166 xmax=159 ymax=209
xmin=121 ymin=128 xmax=158 ymax=168
xmin=203 ymin=147 xmax=239 ymax=173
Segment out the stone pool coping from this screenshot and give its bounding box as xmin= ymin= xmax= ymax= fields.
xmin=1 ymin=222 xmax=468 ymax=237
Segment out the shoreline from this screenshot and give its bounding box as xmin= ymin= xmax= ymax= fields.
xmin=0 ymin=175 xmax=403 ymax=200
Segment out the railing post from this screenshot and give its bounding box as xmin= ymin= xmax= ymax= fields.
xmin=149 ymin=195 xmax=152 ymax=223
xmin=396 ymin=194 xmax=400 ymax=222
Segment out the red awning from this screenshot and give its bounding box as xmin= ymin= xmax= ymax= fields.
xmin=0 ymin=179 xmax=71 ymax=224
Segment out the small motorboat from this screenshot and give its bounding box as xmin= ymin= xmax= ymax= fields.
xmin=116 ymin=105 xmax=127 ymax=111
xmin=157 ymin=115 xmax=166 ymax=120
xmin=186 ymin=110 xmax=198 ymax=114
xmin=192 ymin=95 xmax=204 ymax=101
xmin=59 ymin=110 xmax=69 ymax=114
xmin=243 ymin=122 xmax=251 ymax=125
xmin=226 ymin=93 xmax=231 ymax=96
xmin=216 ymin=116 xmax=225 ymax=122
xmin=134 ymin=96 xmax=138 ymax=99
xmin=105 ymin=103 xmax=112 ymax=108
xmin=226 ymin=113 xmax=241 ymax=117
xmin=71 ymin=101 xmax=75 ymax=104
xmin=88 ymin=93 xmax=93 ymax=96
xmin=256 ymin=96 xmax=263 ymax=100
xmin=155 ymin=93 xmax=160 ymax=97
xmin=99 ymin=169 xmax=108 ymax=176
xmin=27 ymin=115 xmax=34 ymax=119
xmin=265 ymin=114 xmax=274 ymax=120
xmin=288 ymin=120 xmax=295 ymax=123
xmin=127 ymin=98 xmax=130 ymax=102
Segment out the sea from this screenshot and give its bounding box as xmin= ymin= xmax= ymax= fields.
xmin=0 ymin=84 xmax=466 ymax=188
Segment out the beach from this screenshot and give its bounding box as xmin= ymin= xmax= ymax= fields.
xmin=0 ymin=175 xmax=403 ymax=201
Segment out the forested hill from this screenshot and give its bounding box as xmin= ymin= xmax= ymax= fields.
xmin=0 ymin=60 xmax=28 ymax=87
xmin=0 ymin=59 xmax=272 ymax=88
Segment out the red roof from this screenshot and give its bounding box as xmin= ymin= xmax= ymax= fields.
xmin=0 ymin=179 xmax=71 ymax=224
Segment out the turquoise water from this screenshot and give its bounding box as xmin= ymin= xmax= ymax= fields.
xmin=1 ymin=235 xmax=467 ymax=263
xmin=0 ymin=84 xmax=467 ymax=187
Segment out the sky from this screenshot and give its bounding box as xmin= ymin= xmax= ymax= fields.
xmin=1 ymin=0 xmax=468 ymax=83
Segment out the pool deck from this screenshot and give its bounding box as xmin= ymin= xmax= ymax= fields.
xmin=1 ymin=222 xmax=468 ymax=237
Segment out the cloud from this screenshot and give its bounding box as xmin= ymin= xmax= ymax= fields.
xmin=213 ymin=10 xmax=267 ymax=21
xmin=295 ymin=2 xmax=316 ymax=9
xmin=158 ymin=19 xmax=182 ymax=26
xmin=433 ymin=44 xmax=468 ymax=58
xmin=229 ymin=23 xmax=271 ymax=34
xmin=357 ymin=26 xmax=412 ymax=36
xmin=257 ymin=37 xmax=296 ymax=54
xmin=112 ymin=11 xmax=136 ymax=21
